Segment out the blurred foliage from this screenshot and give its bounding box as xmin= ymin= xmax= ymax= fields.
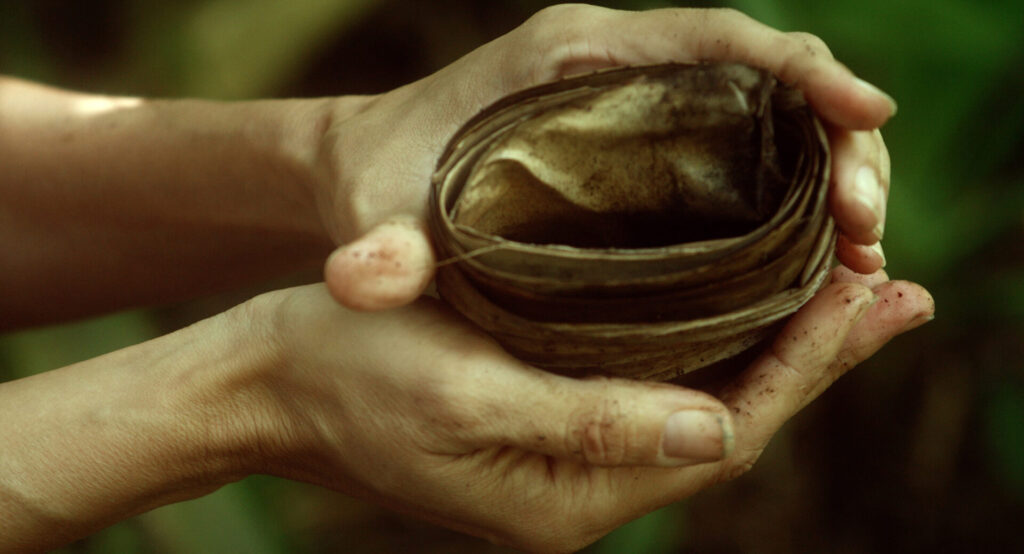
xmin=1 ymin=0 xmax=1022 ymax=552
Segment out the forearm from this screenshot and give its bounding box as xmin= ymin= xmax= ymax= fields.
xmin=0 ymin=304 xmax=270 ymax=552
xmin=0 ymin=76 xmax=370 ymax=328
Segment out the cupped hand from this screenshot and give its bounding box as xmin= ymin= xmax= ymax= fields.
xmin=244 ymin=267 xmax=932 ymax=551
xmin=315 ymin=4 xmax=896 ymax=311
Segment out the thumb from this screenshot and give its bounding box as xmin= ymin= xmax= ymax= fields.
xmin=479 ymin=368 xmax=735 ymax=468
xmin=324 ymin=215 xmax=435 ymax=311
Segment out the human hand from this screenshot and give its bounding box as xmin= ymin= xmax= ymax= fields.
xmin=238 ymin=267 xmax=932 ymax=551
xmin=314 ymin=4 xmax=896 ymax=311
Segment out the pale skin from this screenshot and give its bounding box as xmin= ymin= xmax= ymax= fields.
xmin=0 ymin=5 xmax=933 ymax=553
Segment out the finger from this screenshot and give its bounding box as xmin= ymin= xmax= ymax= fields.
xmin=829 ymin=129 xmax=890 ymax=245
xmin=594 ymin=7 xmax=897 ymax=129
xmin=718 ymin=282 xmax=876 ymax=447
xmin=614 ymin=278 xmax=933 ymax=507
xmin=836 ymin=235 xmax=886 ymax=274
xmin=722 ymin=278 xmax=933 ymax=452
xmin=830 ymin=264 xmax=889 ymax=289
xmin=472 ymin=366 xmax=735 ymax=468
xmin=835 ymin=279 xmax=934 ymax=360
xmin=323 ymin=215 xmax=435 ymax=311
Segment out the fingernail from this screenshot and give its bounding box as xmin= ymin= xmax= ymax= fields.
xmin=869 ymin=242 xmax=886 ymax=268
xmin=855 ymin=77 xmax=898 ymax=116
xmin=874 ymin=189 xmax=887 ymax=241
xmin=662 ymin=410 xmax=732 ymax=462
xmin=855 ymin=166 xmax=885 ymax=240
xmin=901 ymin=312 xmax=935 ymax=333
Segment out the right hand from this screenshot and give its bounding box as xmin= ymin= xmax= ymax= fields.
xmin=312 ymin=4 xmax=896 ymax=311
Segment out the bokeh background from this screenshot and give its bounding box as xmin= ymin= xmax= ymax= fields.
xmin=2 ymin=0 xmax=1023 ymax=552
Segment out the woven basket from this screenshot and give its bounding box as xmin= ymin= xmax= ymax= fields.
xmin=429 ymin=63 xmax=834 ymax=382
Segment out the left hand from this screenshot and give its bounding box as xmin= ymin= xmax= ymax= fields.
xmin=241 ymin=266 xmax=931 ymax=552
xmin=312 ymin=4 xmax=895 ymax=311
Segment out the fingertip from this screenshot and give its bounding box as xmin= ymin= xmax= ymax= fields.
xmin=838 ymin=280 xmax=935 ymax=363
xmin=322 ymin=219 xmax=436 ymax=311
xmin=863 ymin=280 xmax=935 ymax=335
xmin=853 ymin=76 xmax=898 ymax=120
xmin=323 ymin=245 xmax=346 ymax=300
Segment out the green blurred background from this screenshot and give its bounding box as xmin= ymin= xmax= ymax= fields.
xmin=2 ymin=0 xmax=1022 ymax=552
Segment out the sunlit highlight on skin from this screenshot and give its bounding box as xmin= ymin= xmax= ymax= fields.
xmin=70 ymin=96 xmax=143 ymax=117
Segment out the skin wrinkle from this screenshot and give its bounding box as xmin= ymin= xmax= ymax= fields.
xmin=581 ymin=398 xmax=626 ymax=466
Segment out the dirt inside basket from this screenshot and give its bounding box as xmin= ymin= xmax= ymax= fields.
xmin=451 ymin=65 xmax=795 ymax=249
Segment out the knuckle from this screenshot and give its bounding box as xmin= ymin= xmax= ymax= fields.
xmin=521 ymin=6 xmax=606 ymax=78
xmin=769 ymin=337 xmax=812 ymax=382
xmin=788 ymin=31 xmax=833 ymax=58
xmin=523 ymin=3 xmax=591 ymax=35
xmin=564 ymin=386 xmax=633 ymax=465
xmin=514 ymin=6 xmax=583 ymax=82
xmin=768 ymin=32 xmax=832 ymax=86
xmin=774 ymin=43 xmax=818 ymax=86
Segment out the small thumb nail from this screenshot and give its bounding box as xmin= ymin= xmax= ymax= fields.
xmin=869 ymin=242 xmax=886 ymax=268
xmin=662 ymin=410 xmax=732 ymax=462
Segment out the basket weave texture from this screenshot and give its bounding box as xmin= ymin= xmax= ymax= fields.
xmin=430 ymin=63 xmax=835 ymax=381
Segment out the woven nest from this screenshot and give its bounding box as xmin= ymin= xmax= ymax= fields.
xmin=429 ymin=63 xmax=834 ymax=382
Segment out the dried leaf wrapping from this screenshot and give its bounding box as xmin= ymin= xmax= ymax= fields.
xmin=430 ymin=63 xmax=835 ymax=381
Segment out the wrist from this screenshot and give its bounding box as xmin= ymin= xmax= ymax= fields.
xmin=211 ymin=289 xmax=318 ymax=476
xmin=172 ymin=294 xmax=303 ymax=481
xmin=0 ymin=305 xmax=280 ymax=549
xmin=95 ymin=307 xmax=276 ymax=493
xmin=222 ymin=286 xmax=362 ymax=486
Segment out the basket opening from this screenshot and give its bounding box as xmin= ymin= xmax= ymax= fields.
xmin=450 ymin=68 xmax=796 ymax=249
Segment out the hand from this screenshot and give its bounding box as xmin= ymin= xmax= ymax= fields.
xmin=241 ymin=267 xmax=932 ymax=551
xmin=314 ymin=5 xmax=896 ymax=310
